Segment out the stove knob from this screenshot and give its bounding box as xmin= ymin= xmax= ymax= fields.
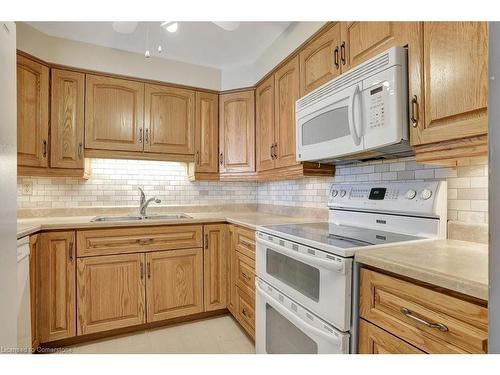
xmin=331 ymin=189 xmax=338 ymax=197
xmin=421 ymin=189 xmax=433 ymax=200
xmin=405 ymin=189 xmax=417 ymax=200
xmin=339 ymin=190 xmax=347 ymax=198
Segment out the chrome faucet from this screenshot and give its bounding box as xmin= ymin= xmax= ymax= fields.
xmin=137 ymin=187 xmax=161 ymax=217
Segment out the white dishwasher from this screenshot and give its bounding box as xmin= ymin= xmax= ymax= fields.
xmin=17 ymin=237 xmax=32 ymax=352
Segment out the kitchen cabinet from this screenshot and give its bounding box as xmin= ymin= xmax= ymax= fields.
xmin=411 ymin=22 xmax=488 ymax=163
xmin=144 ymin=84 xmax=195 ymax=155
xmin=50 ymin=69 xmax=85 ymax=169
xmin=85 ymin=74 xmax=144 ymax=152
xmin=17 ymin=54 xmax=49 ymax=168
xmin=38 ymin=231 xmax=76 ymax=343
xmin=188 ymin=91 xmax=219 ymax=180
xmin=146 ymin=249 xmax=204 ymax=322
xmin=256 ymin=75 xmax=275 ymax=172
xmin=77 ymin=253 xmax=146 ymax=335
xmin=299 ymin=23 xmax=341 ymax=96
xmin=29 ymin=235 xmax=40 ymax=349
xmin=358 ymin=319 xmax=424 ymax=354
xmin=219 ymin=90 xmax=256 ymax=177
xmin=204 ymin=224 xmax=228 ymax=311
xmin=359 ymin=268 xmax=488 ymax=353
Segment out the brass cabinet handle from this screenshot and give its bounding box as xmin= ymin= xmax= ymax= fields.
xmin=410 ymin=95 xmax=419 ymax=127
xmin=241 ymin=272 xmax=251 ymax=281
xmin=270 ymin=144 xmax=273 ymax=160
xmin=400 ymin=307 xmax=448 ymax=332
xmin=219 ymin=152 xmax=224 ymax=166
xmin=334 ymin=46 xmax=340 ymax=69
xmin=147 ymin=262 xmax=151 ymax=279
xmin=204 ymin=233 xmax=209 ymax=250
xmin=68 ymin=240 xmax=74 ymax=261
xmin=145 ymin=128 xmax=149 ymax=144
xmin=140 ymin=262 xmax=144 ymax=280
xmin=138 ymin=128 xmax=143 ymax=143
xmin=239 ymin=238 xmax=253 ymax=248
xmin=340 ymin=41 xmax=346 ymax=65
xmin=273 ymin=143 xmax=278 ymax=159
xmin=78 ymin=143 xmax=83 ymax=159
xmin=241 ymin=308 xmax=250 ymax=319
xmin=196 ymin=151 xmax=200 ymax=165
xmin=42 ymin=140 xmax=47 ymax=158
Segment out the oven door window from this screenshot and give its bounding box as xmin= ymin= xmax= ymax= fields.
xmin=266 ymin=304 xmax=318 ymax=354
xmin=266 ymin=248 xmax=320 ymax=302
xmin=301 ymin=105 xmax=349 ymax=146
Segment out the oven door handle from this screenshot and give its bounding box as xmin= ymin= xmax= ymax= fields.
xmin=257 ymin=238 xmax=345 ymax=273
xmin=256 ymin=282 xmax=344 ymax=349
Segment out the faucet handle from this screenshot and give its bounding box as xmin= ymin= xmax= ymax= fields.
xmin=154 ymin=198 xmax=161 ymax=204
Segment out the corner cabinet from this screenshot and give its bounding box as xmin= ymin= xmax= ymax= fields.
xmin=85 ymin=74 xmax=144 ymax=152
xmin=219 ymin=90 xmax=256 ymax=178
xmin=38 ymin=231 xmax=76 ymax=343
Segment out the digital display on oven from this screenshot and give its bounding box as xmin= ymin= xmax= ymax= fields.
xmin=369 ymin=187 xmax=386 ymax=200
xmin=370 ymin=86 xmax=383 ymax=95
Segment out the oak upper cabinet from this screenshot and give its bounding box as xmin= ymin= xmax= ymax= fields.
xmin=256 ymin=75 xmax=275 ymax=172
xmin=411 ymin=22 xmax=488 ymax=147
xmin=38 ymin=231 xmax=76 ymax=342
xmin=204 ymin=224 xmax=228 ymax=311
xmin=77 ymin=253 xmax=146 ymax=335
xmin=193 ymin=91 xmax=219 ymax=175
xmin=145 ymin=248 xmax=204 ymax=321
xmin=274 ymin=56 xmax=300 ymax=169
xmin=144 ymin=84 xmax=195 ymax=155
xmin=219 ymin=90 xmax=255 ymax=175
xmin=299 ymin=23 xmax=341 ymax=96
xmin=17 ymin=54 xmax=49 ymax=168
xmin=50 ymin=69 xmax=85 ymax=169
xmin=85 ymin=74 xmax=144 ymax=152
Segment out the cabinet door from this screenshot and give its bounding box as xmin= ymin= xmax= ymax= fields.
xmin=274 ymin=56 xmax=300 ymax=169
xmin=194 ymin=91 xmax=219 ymax=173
xmin=85 ymin=74 xmax=144 ymax=152
xmin=299 ymin=23 xmax=341 ymax=96
xmin=219 ymin=90 xmax=255 ymax=173
xmin=77 ymin=253 xmax=146 ymax=335
xmin=38 ymin=231 xmax=76 ymax=342
xmin=256 ymin=75 xmax=275 ymax=172
xmin=358 ymin=319 xmax=425 ymax=354
xmin=412 ymin=22 xmax=488 ymax=146
xmin=204 ymin=224 xmax=228 ymax=311
xmin=50 ymin=69 xmax=85 ymax=169
xmin=144 ymin=84 xmax=195 ymax=155
xmin=29 ymin=235 xmax=40 ymax=349
xmin=146 ymin=248 xmax=203 ymax=322
xmin=17 ymin=54 xmax=49 ymax=168
xmin=227 ymin=225 xmax=237 ymax=314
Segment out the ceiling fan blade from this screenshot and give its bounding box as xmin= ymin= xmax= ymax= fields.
xmin=112 ymin=22 xmax=138 ymax=34
xmin=212 ymin=22 xmax=240 ymax=31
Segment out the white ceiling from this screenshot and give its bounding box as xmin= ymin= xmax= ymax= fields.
xmin=26 ymin=21 xmax=292 ymax=69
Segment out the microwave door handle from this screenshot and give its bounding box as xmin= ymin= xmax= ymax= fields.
xmin=348 ymin=85 xmax=362 ymax=146
xmin=257 ymin=238 xmax=345 ymax=273
xmin=256 ymin=282 xmax=343 ymax=348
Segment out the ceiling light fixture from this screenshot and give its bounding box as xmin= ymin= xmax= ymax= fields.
xmin=212 ymin=22 xmax=240 ymax=31
xmin=112 ymin=22 xmax=138 ymax=34
xmin=161 ymin=21 xmax=178 ymax=33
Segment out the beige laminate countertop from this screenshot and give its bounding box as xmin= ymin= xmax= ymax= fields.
xmin=355 ymin=239 xmax=488 ymax=301
xmin=17 ymin=211 xmax=313 ymax=239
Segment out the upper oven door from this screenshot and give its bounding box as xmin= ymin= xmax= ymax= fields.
xmin=256 ymin=233 xmax=352 ymax=331
xmin=296 ymin=82 xmax=364 ymax=162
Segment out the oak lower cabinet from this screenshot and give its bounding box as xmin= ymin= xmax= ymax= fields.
xmin=204 ymin=224 xmax=228 ymax=311
xmin=77 ymin=253 xmax=146 ymax=335
xmin=38 ymin=231 xmax=76 ymax=343
xmin=359 ymin=268 xmax=488 ymax=354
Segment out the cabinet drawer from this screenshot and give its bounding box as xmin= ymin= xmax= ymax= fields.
xmin=77 ymin=225 xmax=203 ymax=257
xmin=236 ymin=286 xmax=255 ymax=339
xmin=359 ymin=268 xmax=488 ymax=353
xmin=235 ymin=226 xmax=255 ymax=259
xmin=235 ymin=251 xmax=255 ymax=296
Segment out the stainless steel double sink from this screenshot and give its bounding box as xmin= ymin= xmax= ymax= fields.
xmin=91 ymin=213 xmax=192 ymax=222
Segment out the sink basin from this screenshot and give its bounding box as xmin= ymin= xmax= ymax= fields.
xmin=91 ymin=214 xmax=192 ymax=222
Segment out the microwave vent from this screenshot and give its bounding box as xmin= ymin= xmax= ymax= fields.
xmin=296 ymin=52 xmax=390 ymax=111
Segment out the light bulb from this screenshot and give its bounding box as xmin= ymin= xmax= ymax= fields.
xmin=161 ymin=21 xmax=178 ymax=33
xmin=145 ymin=50 xmax=150 ymax=58
xmin=158 ymin=45 xmax=162 ymax=54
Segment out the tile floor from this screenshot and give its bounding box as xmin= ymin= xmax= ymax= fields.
xmin=64 ymin=315 xmax=255 ymax=354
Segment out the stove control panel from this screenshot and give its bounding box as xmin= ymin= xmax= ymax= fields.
xmin=328 ymin=181 xmax=446 ymax=216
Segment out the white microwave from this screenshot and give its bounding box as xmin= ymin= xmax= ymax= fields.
xmin=295 ymin=47 xmax=412 ymax=163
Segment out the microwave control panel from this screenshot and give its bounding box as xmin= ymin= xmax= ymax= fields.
xmin=368 ymin=85 xmax=386 ymax=129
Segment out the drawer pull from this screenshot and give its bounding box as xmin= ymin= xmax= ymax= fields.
xmin=137 ymin=238 xmax=154 ymax=245
xmin=400 ymin=307 xmax=448 ymax=332
xmin=241 ymin=272 xmax=251 ymax=281
xmin=239 ymin=238 xmax=253 ymax=248
xmin=241 ymin=308 xmax=251 ymax=319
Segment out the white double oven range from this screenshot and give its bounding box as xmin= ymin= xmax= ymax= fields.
xmin=255 ymin=181 xmax=447 ymax=354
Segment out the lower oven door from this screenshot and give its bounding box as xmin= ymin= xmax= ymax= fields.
xmin=255 ymin=278 xmax=349 ymax=354
xmin=256 ymin=233 xmax=352 ymax=331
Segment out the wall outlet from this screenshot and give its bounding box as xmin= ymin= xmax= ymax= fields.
xmin=21 ymin=180 xmax=33 ymax=195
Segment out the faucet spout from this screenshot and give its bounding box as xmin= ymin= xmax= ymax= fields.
xmin=139 ymin=195 xmax=162 ymax=216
